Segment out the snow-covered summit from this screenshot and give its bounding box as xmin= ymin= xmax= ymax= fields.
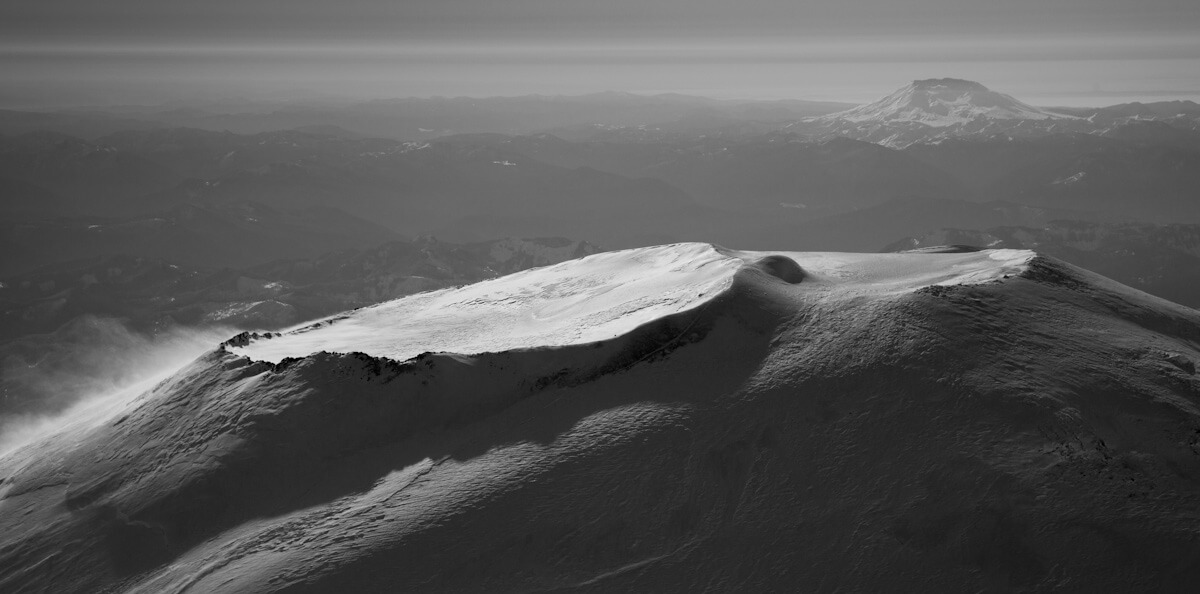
xmin=823 ymin=78 xmax=1071 ymax=127
xmin=229 ymin=243 xmax=741 ymax=363
xmin=8 ymin=241 xmax=1200 ymax=593
xmin=228 ymin=243 xmax=1033 ymax=364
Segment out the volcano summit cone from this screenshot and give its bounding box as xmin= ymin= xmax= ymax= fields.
xmin=2 ymin=243 xmax=1200 ymax=593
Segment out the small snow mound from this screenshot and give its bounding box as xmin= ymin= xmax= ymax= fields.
xmin=747 ymin=255 xmax=806 ymax=284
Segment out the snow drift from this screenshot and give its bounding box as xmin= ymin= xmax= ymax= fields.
xmin=2 ymin=243 xmax=1200 ymax=593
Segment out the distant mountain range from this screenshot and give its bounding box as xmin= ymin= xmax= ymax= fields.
xmin=0 ymin=93 xmax=853 ymax=142
xmin=4 ymin=92 xmax=1198 ymax=220
xmin=6 ymin=82 xmax=1197 ymax=150
xmin=3 ymin=80 xmax=1200 ymax=356
xmin=3 ymin=94 xmax=1200 ymax=290
xmin=439 ymin=125 xmax=1200 ymax=224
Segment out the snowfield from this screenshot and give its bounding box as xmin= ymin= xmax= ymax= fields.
xmin=3 ymin=243 xmax=1200 ymax=593
xmin=230 ymin=243 xmax=1034 ymax=363
xmin=229 ymin=243 xmax=743 ymax=363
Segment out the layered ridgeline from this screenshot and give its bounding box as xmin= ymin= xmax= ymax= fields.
xmin=2 ymin=243 xmax=1200 ymax=592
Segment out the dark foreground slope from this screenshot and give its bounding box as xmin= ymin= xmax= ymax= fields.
xmin=1 ymin=246 xmax=1199 ymax=592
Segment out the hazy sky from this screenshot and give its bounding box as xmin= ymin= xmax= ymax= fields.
xmin=3 ymin=0 xmax=1199 ymax=107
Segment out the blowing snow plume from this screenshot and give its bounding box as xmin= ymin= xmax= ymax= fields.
xmin=2 ymin=244 xmax=1200 ymax=592
xmin=0 ymin=316 xmax=234 ymax=456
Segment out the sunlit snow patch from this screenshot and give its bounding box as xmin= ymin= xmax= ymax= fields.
xmin=228 ymin=244 xmax=1036 ymax=364
xmin=229 ymin=243 xmax=743 ymax=363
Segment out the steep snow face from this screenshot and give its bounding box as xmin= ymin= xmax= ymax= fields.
xmin=230 ymin=243 xmax=1033 ymax=363
xmin=827 ymin=78 xmax=1068 ymax=127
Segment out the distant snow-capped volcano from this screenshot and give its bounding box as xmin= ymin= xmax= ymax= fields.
xmin=825 ymin=78 xmax=1071 ymax=127
xmin=789 ymin=78 xmax=1088 ymax=146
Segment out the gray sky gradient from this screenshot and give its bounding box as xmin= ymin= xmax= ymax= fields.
xmin=3 ymin=0 xmax=1199 ymax=107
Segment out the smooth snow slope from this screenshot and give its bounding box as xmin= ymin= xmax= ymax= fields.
xmin=230 ymin=243 xmax=1032 ymax=363
xmin=3 ymin=243 xmax=1200 ymax=594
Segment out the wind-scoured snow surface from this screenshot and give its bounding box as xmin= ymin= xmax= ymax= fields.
xmin=230 ymin=243 xmax=742 ymax=363
xmin=230 ymin=243 xmax=1031 ymax=363
xmin=3 ymin=242 xmax=1200 ymax=593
